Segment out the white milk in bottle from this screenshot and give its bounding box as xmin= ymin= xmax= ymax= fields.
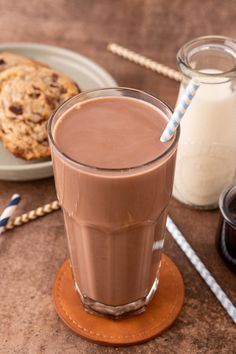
xmin=173 ymin=36 xmax=236 ymax=209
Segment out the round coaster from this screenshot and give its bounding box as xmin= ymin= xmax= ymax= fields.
xmin=54 ymin=255 xmax=184 ymax=346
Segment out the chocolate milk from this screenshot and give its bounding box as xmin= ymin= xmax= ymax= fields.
xmin=50 ymin=95 xmax=178 ymax=316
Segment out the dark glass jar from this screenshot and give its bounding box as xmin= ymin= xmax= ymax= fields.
xmin=216 ymin=183 xmax=236 ymax=272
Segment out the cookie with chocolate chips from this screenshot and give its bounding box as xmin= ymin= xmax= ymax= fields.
xmin=0 ymin=65 xmax=80 ymax=160
xmin=0 ymin=51 xmax=48 ymax=72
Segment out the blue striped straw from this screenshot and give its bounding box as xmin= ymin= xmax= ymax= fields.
xmin=166 ymin=216 xmax=236 ymax=324
xmin=160 ymin=80 xmax=200 ymax=142
xmin=0 ymin=194 xmax=21 ymax=235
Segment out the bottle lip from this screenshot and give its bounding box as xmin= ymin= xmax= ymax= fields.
xmin=177 ymin=35 xmax=236 ymax=80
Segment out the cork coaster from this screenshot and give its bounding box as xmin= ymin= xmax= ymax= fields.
xmin=54 ymin=255 xmax=184 ymax=346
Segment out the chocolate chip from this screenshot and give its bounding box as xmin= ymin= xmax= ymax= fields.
xmin=9 ymin=104 xmax=23 ymax=115
xmin=52 ymin=73 xmax=59 ymax=82
xmin=0 ymin=59 xmax=6 ymax=65
xmin=45 ymin=95 xmax=56 ymax=108
xmin=13 ymin=146 xmax=25 ymax=158
xmin=60 ymin=86 xmax=67 ymax=94
xmin=29 ymin=92 xmax=41 ymax=99
xmin=50 ymin=83 xmax=58 ymax=88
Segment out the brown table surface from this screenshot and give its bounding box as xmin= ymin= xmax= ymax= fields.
xmin=0 ymin=1 xmax=236 ymax=353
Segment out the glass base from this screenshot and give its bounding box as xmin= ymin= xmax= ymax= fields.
xmin=74 ymin=277 xmax=159 ymax=319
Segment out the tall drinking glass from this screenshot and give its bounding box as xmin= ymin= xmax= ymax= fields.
xmin=48 ymin=88 xmax=179 ymax=318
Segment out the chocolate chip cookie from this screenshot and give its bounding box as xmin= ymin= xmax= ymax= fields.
xmin=0 ymin=65 xmax=80 ymax=160
xmin=0 ymin=51 xmax=48 ymax=73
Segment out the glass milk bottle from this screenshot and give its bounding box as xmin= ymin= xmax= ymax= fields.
xmin=173 ymin=36 xmax=236 ymax=209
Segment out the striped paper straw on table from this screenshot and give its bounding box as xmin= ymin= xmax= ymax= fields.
xmin=107 ymin=43 xmax=182 ymax=82
xmin=167 ymin=216 xmax=236 ymax=324
xmin=2 ymin=200 xmax=60 ymax=233
xmin=160 ymin=80 xmax=200 ymax=142
xmin=0 ymin=194 xmax=21 ymax=235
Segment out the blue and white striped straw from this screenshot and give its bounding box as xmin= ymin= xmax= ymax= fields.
xmin=166 ymin=216 xmax=236 ymax=324
xmin=0 ymin=194 xmax=21 ymax=235
xmin=160 ymin=80 xmax=200 ymax=142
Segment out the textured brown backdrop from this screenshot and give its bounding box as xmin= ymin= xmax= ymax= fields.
xmin=0 ymin=1 xmax=236 ymax=353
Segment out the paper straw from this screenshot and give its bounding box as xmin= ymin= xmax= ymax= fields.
xmin=0 ymin=194 xmax=21 ymax=235
xmin=167 ymin=215 xmax=236 ymax=324
xmin=1 ymin=200 xmax=60 ymax=233
xmin=160 ymin=80 xmax=200 ymax=142
xmin=107 ymin=43 xmax=182 ymax=82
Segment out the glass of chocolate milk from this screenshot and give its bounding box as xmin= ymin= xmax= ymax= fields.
xmin=48 ymin=88 xmax=179 ymax=318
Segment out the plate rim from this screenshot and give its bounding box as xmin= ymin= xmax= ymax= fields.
xmin=0 ymin=42 xmax=117 ymax=173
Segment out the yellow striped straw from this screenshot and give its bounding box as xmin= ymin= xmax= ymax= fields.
xmin=2 ymin=200 xmax=60 ymax=233
xmin=107 ymin=43 xmax=182 ymax=82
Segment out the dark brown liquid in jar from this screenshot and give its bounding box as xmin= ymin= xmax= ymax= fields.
xmin=217 ymin=197 xmax=236 ymax=271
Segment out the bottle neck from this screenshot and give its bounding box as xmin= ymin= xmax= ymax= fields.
xmin=177 ymin=36 xmax=236 ymax=84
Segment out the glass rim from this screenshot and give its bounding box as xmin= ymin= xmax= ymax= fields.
xmin=48 ymin=87 xmax=180 ymax=173
xmin=219 ymin=183 xmax=236 ymax=229
xmin=177 ymin=35 xmax=236 ymax=79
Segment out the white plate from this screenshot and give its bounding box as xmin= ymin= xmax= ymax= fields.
xmin=0 ymin=43 xmax=117 ymax=181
